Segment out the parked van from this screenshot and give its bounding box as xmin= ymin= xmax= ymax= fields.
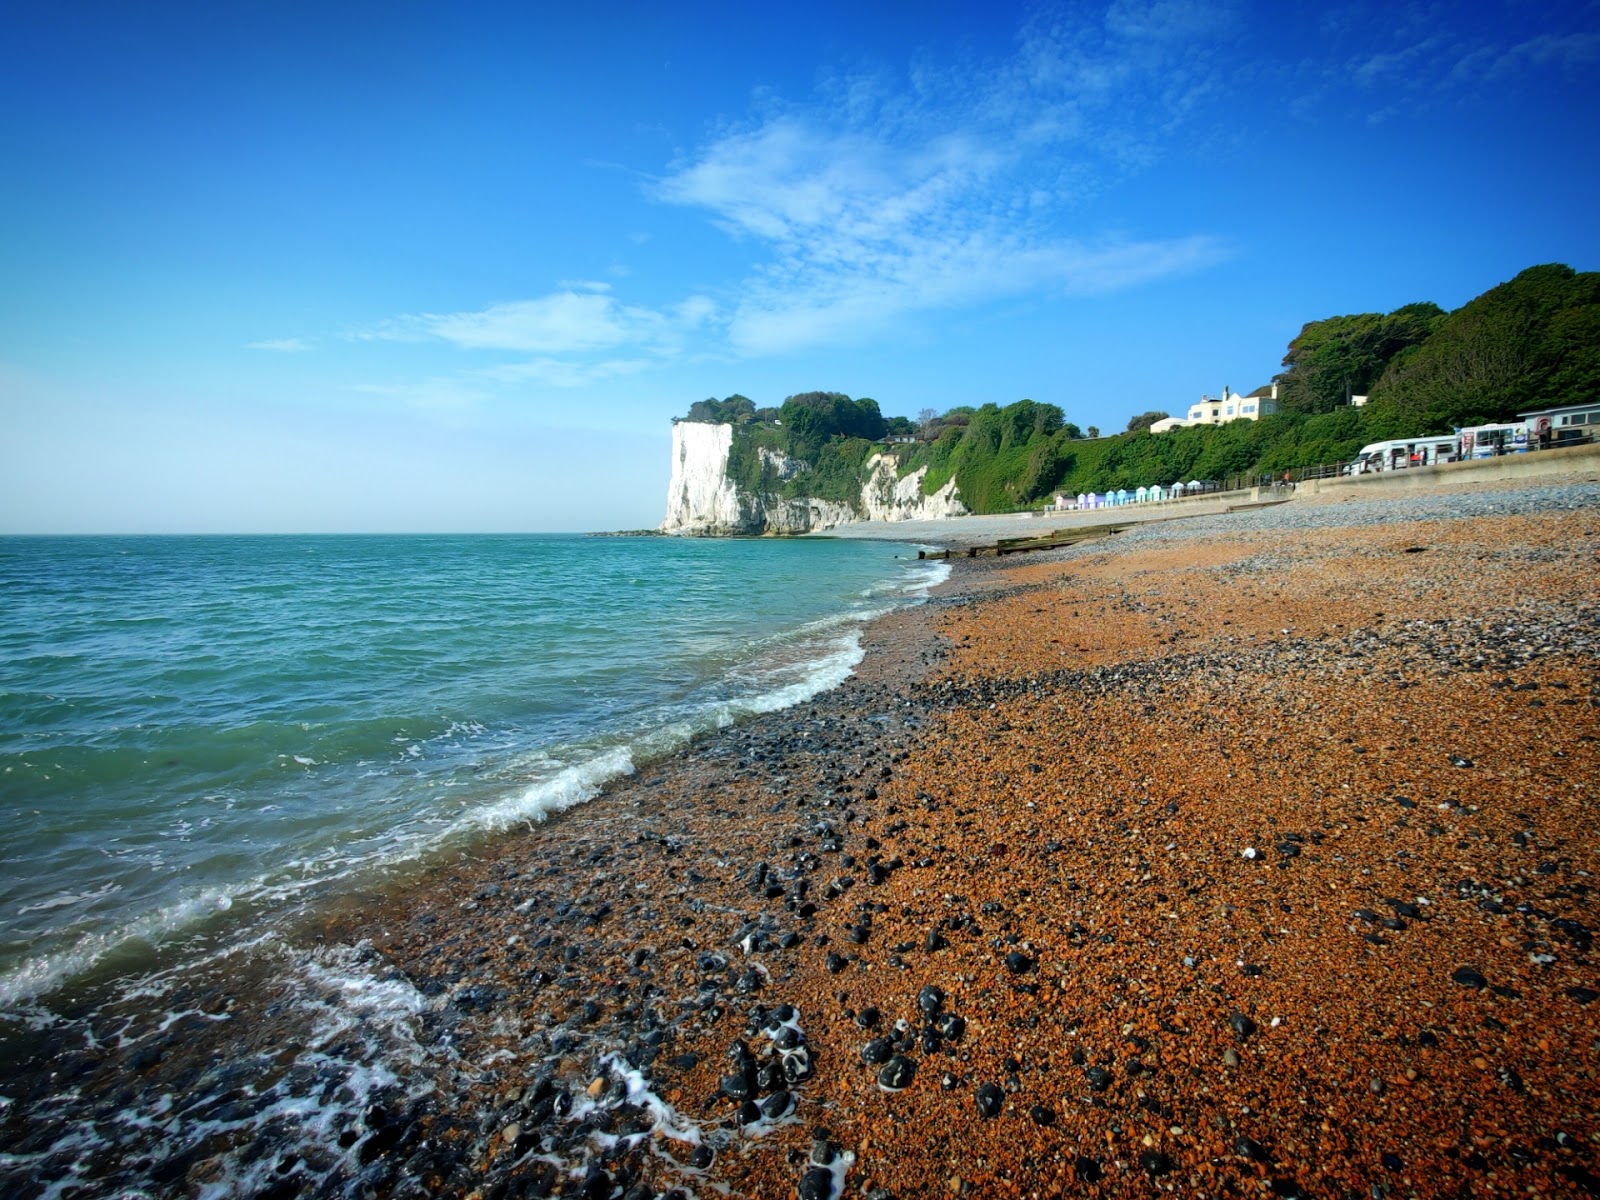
xmin=1345 ymin=437 xmax=1459 ymax=474
xmin=1458 ymin=422 xmax=1528 ymax=458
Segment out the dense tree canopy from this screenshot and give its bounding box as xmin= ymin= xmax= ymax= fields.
xmin=684 ymin=394 xmax=756 ymax=423
xmin=1274 ymin=303 xmax=1444 ymax=414
xmin=1363 ymin=264 xmax=1600 ymax=435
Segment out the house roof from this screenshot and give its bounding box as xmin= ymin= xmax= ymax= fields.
xmin=1246 ymin=384 xmax=1274 ymax=398
xmin=1519 ymin=402 xmax=1600 ymax=420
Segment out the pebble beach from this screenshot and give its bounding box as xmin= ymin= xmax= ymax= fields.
xmin=5 ymin=476 xmax=1598 ymax=1200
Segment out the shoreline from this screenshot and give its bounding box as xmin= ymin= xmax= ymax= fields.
xmin=3 ymin=477 xmax=1598 ymax=1199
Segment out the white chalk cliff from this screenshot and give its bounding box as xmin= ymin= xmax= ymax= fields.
xmin=660 ymin=421 xmax=967 ymax=536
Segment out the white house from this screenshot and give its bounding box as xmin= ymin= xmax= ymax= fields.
xmin=1151 ymin=383 xmax=1281 ymax=432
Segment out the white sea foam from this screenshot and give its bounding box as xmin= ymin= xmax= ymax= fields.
xmin=464 ymin=745 xmax=638 ymax=834
xmin=0 ymin=882 xmax=251 ymax=1010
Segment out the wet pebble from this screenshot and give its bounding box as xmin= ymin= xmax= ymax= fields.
xmin=759 ymin=1090 xmax=793 ymax=1119
xmin=878 ymin=1055 xmax=916 ymax=1091
xmin=917 ymin=985 xmax=945 ymax=1015
xmin=975 ymin=1082 xmax=1003 ymax=1118
xmin=1452 ymin=966 xmax=1487 ymax=989
xmin=861 ymin=1038 xmax=893 ymax=1066
xmin=1229 ymin=1011 xmax=1257 ymax=1040
xmin=799 ymin=1166 xmax=835 ymax=1200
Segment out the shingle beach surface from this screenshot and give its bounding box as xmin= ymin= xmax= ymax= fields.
xmin=345 ymin=477 xmax=1600 ymax=1200
xmin=14 ymin=478 xmax=1592 ymax=1199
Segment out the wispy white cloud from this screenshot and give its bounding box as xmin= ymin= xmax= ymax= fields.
xmin=356 ymin=286 xmax=717 ymax=357
xmin=1325 ymin=2 xmax=1599 ymax=114
xmin=652 ymin=4 xmax=1235 ymax=355
xmin=358 ymin=3 xmax=1238 ymax=384
xmin=248 ymin=337 xmax=312 ymax=353
xmin=476 ymin=357 xmax=657 ymax=389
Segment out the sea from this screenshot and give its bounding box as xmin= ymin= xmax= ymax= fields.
xmin=0 ymin=533 xmax=948 ymax=1015
xmin=0 ymin=533 xmax=945 ymax=1196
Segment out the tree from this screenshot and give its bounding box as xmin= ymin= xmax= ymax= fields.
xmin=1275 ymin=303 xmax=1444 ymax=415
xmin=1125 ymin=410 xmax=1169 ymax=434
xmin=1367 ymin=264 xmax=1599 ymax=433
xmin=684 ymin=394 xmax=757 ymax=423
xmin=1062 ymin=422 xmax=1083 ymax=439
xmin=885 ymin=415 xmax=916 ymax=436
xmin=916 ymin=407 xmax=939 ymax=436
xmin=1087 ymin=425 xmax=1100 ymax=439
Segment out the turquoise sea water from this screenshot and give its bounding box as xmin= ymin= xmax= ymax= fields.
xmin=0 ymin=534 xmax=945 ymax=1016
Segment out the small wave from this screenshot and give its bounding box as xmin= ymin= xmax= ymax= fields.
xmin=16 ymin=882 xmax=123 ymax=915
xmin=0 ymin=884 xmax=249 ymax=1010
xmin=903 ymin=560 xmax=952 ymax=595
xmin=463 ymin=745 xmax=638 ymax=834
xmin=723 ymin=631 xmax=864 ymax=719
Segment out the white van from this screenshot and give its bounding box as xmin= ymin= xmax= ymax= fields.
xmin=1458 ymin=423 xmax=1528 ymax=458
xmin=1345 ymin=437 xmax=1459 ymax=474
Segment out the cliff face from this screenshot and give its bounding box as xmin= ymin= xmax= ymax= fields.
xmin=859 ymin=454 xmax=966 ymax=522
xmin=661 ymin=422 xmax=967 ymax=535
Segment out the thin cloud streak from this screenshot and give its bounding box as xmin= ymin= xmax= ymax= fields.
xmin=655 ymin=2 xmax=1238 ymax=355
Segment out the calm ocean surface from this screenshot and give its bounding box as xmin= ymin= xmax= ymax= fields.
xmin=0 ymin=534 xmax=946 ymax=1017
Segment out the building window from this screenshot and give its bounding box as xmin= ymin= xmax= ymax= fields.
xmin=1243 ymin=404 xmax=1255 ymax=414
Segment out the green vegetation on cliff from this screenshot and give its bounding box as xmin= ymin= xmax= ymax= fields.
xmin=679 ymin=263 xmax=1598 ymax=515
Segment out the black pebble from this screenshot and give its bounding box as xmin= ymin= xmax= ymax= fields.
xmin=1004 ymin=951 xmax=1033 ymax=974
xmin=760 ymin=1090 xmax=793 ymax=1119
xmin=690 ymin=1145 xmax=715 ymax=1169
xmin=975 ymin=1082 xmax=1003 ymax=1118
xmin=878 ymin=1055 xmax=916 ymax=1090
xmin=1139 ymin=1151 xmax=1172 ymax=1177
xmin=918 ymin=985 xmax=945 ymax=1015
xmin=924 ymin=930 xmax=948 ymax=952
xmin=720 ymin=1073 xmax=752 ymax=1101
xmin=935 ymin=1013 xmax=965 ymax=1041
xmin=826 ymin=953 xmax=846 ymax=974
xmin=798 ymin=1166 xmax=834 ymax=1200
xmin=861 ymin=1038 xmax=893 ymax=1065
xmin=1567 ymin=986 xmax=1598 ymax=1005
xmin=1381 ymin=1152 xmax=1402 ymax=1171
xmin=1452 ymin=966 xmax=1487 ymax=989
xmin=1029 ymin=1104 xmax=1055 ymax=1126
xmin=1230 ymin=1010 xmax=1257 ymax=1039
xmin=1085 ymin=1066 xmax=1112 ymax=1092
xmin=1074 ymin=1157 xmax=1103 ymax=1183
xmin=1235 ymin=1136 xmax=1267 ymax=1161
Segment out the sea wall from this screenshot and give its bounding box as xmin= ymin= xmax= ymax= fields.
xmin=661 ymin=423 xmax=967 ymax=535
xmin=1295 ymin=440 xmax=1600 ymax=497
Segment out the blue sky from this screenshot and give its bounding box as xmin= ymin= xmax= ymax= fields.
xmin=2 ymin=0 xmax=1596 ymax=532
